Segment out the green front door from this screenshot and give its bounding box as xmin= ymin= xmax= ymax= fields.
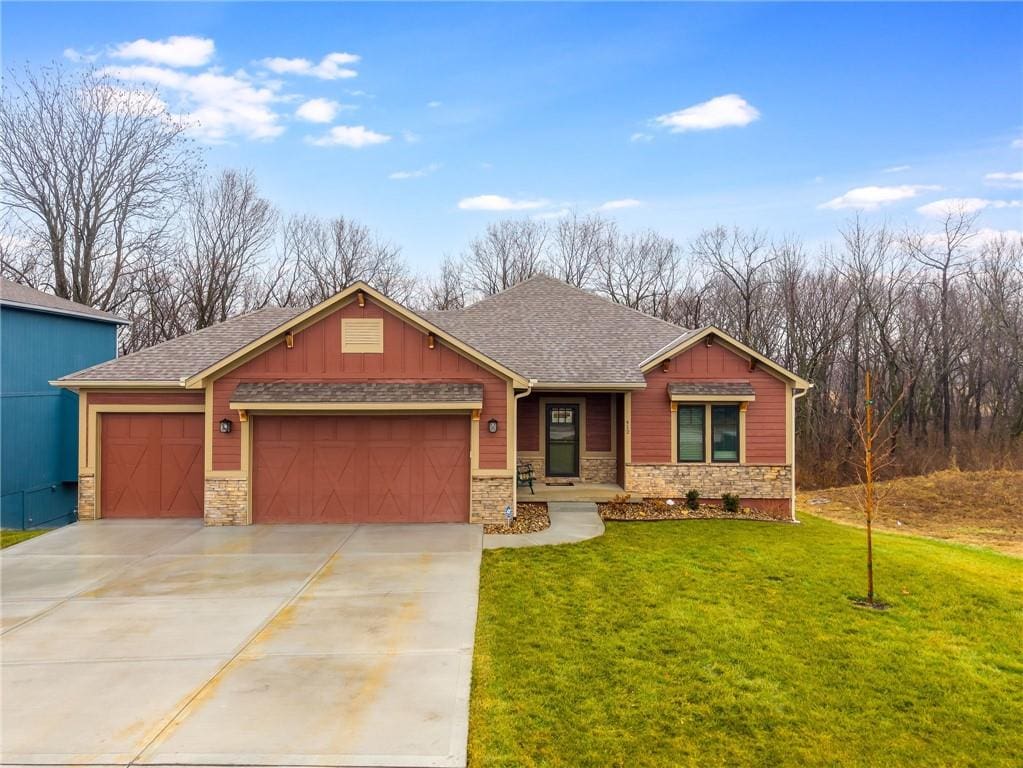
xmin=546 ymin=404 xmax=579 ymax=477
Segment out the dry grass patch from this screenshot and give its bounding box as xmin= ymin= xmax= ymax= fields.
xmin=798 ymin=469 xmax=1023 ymax=556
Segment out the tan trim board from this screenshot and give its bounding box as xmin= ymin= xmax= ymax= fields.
xmin=639 ymin=326 xmax=812 ymax=389
xmin=670 ymin=393 xmax=756 ymax=403
xmin=531 ymin=381 xmax=646 ymax=391
xmin=472 ymin=468 xmax=516 ymax=478
xmin=471 ymin=409 xmax=481 ymax=472
xmin=86 ymin=403 xmax=206 ymax=519
xmin=505 ymin=382 xmax=515 ymax=471
xmin=623 ymin=392 xmax=632 ymax=464
xmin=78 ymin=391 xmax=88 ymax=470
xmin=229 ymin=400 xmax=483 ymax=412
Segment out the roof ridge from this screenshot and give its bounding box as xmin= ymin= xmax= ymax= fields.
xmin=464 ymin=273 xmax=689 ymax=334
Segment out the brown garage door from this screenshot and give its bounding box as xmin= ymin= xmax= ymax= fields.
xmin=100 ymin=413 xmax=204 ymax=518
xmin=253 ymin=415 xmax=469 ymax=523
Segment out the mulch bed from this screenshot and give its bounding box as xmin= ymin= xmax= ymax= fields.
xmin=599 ymin=497 xmax=782 ymax=522
xmin=483 ymin=502 xmax=551 ymax=534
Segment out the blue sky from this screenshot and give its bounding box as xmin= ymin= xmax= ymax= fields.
xmin=4 ymin=1 xmax=1022 ymax=271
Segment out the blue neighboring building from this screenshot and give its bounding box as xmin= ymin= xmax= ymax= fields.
xmin=1 ymin=279 xmax=125 ymax=529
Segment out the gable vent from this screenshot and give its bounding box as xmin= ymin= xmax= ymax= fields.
xmin=341 ymin=318 xmax=384 ymax=353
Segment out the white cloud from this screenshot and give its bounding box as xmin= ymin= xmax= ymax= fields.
xmin=402 ymin=130 xmax=421 ymax=144
xmin=882 ymin=164 xmax=911 ymax=174
xmin=306 ymin=125 xmax=391 ymax=148
xmin=100 ymin=64 xmax=283 ymax=142
xmin=819 ymin=184 xmax=941 ymax=211
xmin=427 ymin=100 xmax=442 ymax=108
xmin=599 ymin=198 xmax=644 ymax=211
xmin=389 ymin=163 xmax=441 ymax=180
xmin=975 ymin=227 xmax=1023 ymax=245
xmin=917 ymin=197 xmax=1022 ymax=217
xmin=653 ymin=94 xmax=760 ymax=133
xmin=1012 ymin=137 xmax=1023 ymax=149
xmin=532 ymin=208 xmax=571 ymax=220
xmin=984 ymin=171 xmax=1023 ymax=188
xmin=630 ymin=132 xmax=653 ymax=143
xmin=110 ymin=36 xmax=215 ymax=68
xmin=295 ymin=98 xmax=340 ymax=123
xmin=259 ymin=52 xmax=360 ymax=80
xmin=63 ymin=47 xmax=99 ymax=64
xmin=457 ymin=195 xmax=549 ymax=212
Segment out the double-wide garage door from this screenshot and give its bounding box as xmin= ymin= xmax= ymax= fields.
xmin=252 ymin=414 xmax=470 ymax=524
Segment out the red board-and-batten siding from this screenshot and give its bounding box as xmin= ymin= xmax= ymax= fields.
xmin=632 ymin=341 xmax=787 ymax=464
xmin=212 ymin=298 xmax=509 ymax=472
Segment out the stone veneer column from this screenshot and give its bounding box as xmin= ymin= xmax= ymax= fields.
xmin=204 ymin=477 xmax=249 ymax=525
xmin=77 ymin=473 xmax=97 ymax=520
xmin=470 ymin=475 xmax=515 ymax=524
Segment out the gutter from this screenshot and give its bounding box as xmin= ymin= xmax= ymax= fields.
xmin=790 ymin=384 xmax=813 ymax=523
xmin=510 ymin=379 xmax=537 ymax=514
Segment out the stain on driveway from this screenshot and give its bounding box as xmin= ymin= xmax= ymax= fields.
xmin=1 ymin=520 xmax=482 ymax=767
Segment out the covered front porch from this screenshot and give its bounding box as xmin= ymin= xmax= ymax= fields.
xmin=514 ymin=389 xmax=629 ymax=503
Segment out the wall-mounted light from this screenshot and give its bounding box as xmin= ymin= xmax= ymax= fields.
xmin=661 ymin=359 xmax=670 ymax=373
xmin=285 ymin=330 xmax=294 ymax=349
xmin=219 ymin=418 xmax=233 ymax=434
xmin=427 ymin=332 xmax=435 ymax=350
xmin=488 ymin=418 xmax=499 ymax=433
xmin=356 ymin=290 xmax=365 ymax=307
xmin=704 ymin=333 xmax=714 ymax=348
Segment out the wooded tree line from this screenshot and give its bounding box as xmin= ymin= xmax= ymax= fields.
xmin=3 ymin=67 xmax=1021 ymax=486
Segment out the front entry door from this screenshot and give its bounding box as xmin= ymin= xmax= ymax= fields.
xmin=546 ymin=404 xmax=579 ymax=477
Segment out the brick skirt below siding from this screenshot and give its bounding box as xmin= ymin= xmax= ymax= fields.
xmin=625 ymin=464 xmax=791 ymax=501
xmin=471 ymin=475 xmax=514 ymax=524
xmin=204 ymin=477 xmax=249 ymax=526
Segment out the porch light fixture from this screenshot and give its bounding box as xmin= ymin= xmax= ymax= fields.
xmin=488 ymin=418 xmax=499 ymax=433
xmin=285 ymin=330 xmax=294 ymax=349
xmin=356 ymin=290 xmax=366 ymax=307
xmin=219 ymin=418 xmax=233 ymax=434
xmin=661 ymin=360 xmax=670 ymax=373
xmin=704 ymin=333 xmax=714 ymax=348
xmin=427 ymin=332 xmax=435 ymax=349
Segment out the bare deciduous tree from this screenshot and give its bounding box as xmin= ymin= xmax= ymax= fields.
xmin=463 ymin=220 xmax=548 ymax=296
xmin=0 ymin=65 xmax=198 ymax=311
xmin=180 ymin=169 xmax=277 ymax=328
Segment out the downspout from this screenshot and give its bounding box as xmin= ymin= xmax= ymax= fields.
xmin=790 ymin=384 xmax=812 ymax=523
xmin=510 ymin=379 xmax=537 ymax=514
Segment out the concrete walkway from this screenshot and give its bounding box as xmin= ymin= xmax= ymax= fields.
xmin=1 ymin=520 xmax=481 ymax=768
xmin=483 ymin=502 xmax=605 ymax=549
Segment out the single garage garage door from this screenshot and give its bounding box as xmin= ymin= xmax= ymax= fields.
xmin=252 ymin=414 xmax=470 ymax=523
xmin=100 ymin=413 xmax=204 ymax=518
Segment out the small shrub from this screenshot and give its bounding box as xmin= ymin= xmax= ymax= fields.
xmin=722 ymin=493 xmax=740 ymax=515
xmin=685 ymin=489 xmax=700 ymax=510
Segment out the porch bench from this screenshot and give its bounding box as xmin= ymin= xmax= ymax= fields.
xmin=517 ymin=462 xmax=536 ymax=494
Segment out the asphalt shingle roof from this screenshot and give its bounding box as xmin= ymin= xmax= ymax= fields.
xmin=231 ymin=381 xmax=484 ymax=404
xmin=58 ymin=276 xmax=698 ymax=387
xmin=59 ymin=306 xmax=303 ymax=383
xmin=668 ymin=381 xmax=755 ymax=397
xmin=1 ymin=279 xmax=126 ymax=324
xmin=421 ymin=275 xmax=691 ymax=385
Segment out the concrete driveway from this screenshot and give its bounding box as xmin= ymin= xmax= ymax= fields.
xmin=1 ymin=519 xmax=482 ymax=767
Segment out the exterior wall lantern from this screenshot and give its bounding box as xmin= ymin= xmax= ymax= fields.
xmin=487 ymin=418 xmax=499 ymax=433
xmin=219 ymin=418 xmax=233 ymax=434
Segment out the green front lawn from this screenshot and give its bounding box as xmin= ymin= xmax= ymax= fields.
xmin=1 ymin=528 xmax=50 ymax=548
xmin=470 ymin=516 xmax=1023 ymax=767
